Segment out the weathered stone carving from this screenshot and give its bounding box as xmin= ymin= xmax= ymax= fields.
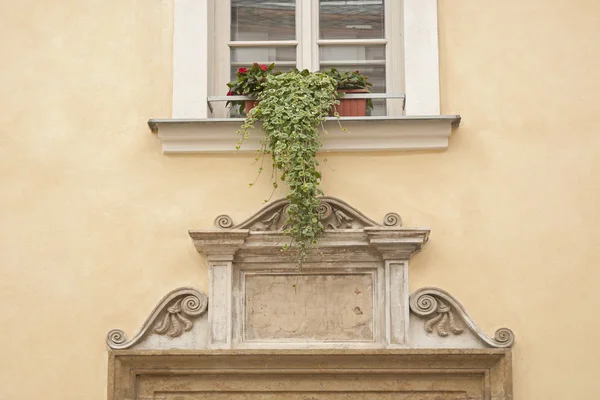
xmin=422 ymin=299 xmax=464 ymax=337
xmin=214 ymin=214 xmax=234 ymax=229
xmin=107 ymin=197 xmax=515 ymax=400
xmin=106 ymin=287 xmax=207 ymax=350
xmin=243 ymin=273 xmax=375 ymax=342
xmin=154 ymin=296 xmax=205 ymax=337
xmin=214 ymin=196 xmax=402 ymax=231
xmin=194 ymin=196 xmax=427 ymax=264
xmin=410 ymin=287 xmax=515 ymax=348
xmin=383 ymin=212 xmax=402 ymax=226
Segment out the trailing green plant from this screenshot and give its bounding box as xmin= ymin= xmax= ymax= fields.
xmin=323 ymin=68 xmax=372 ymax=90
xmin=226 ymin=63 xmax=280 ymax=114
xmin=322 ymin=68 xmax=373 ymax=111
xmin=236 ymin=69 xmax=339 ymax=265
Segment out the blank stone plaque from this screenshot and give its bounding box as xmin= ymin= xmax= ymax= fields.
xmin=243 ymin=273 xmax=374 ymax=342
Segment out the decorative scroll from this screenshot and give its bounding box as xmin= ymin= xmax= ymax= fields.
xmin=410 ymin=287 xmax=515 ymax=348
xmin=383 ymin=212 xmax=402 ymax=227
xmin=215 ymin=196 xmax=402 ymax=231
xmin=214 ymin=215 xmax=234 ymax=229
xmin=422 ymin=299 xmax=464 ymax=337
xmin=106 ymin=287 xmax=208 ymax=350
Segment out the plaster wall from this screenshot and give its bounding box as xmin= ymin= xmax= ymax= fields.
xmin=1 ymin=0 xmax=599 ymax=399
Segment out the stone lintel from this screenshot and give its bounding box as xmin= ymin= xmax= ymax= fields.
xmin=109 ymin=349 xmax=512 ymax=400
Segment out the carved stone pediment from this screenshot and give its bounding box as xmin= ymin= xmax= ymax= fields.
xmin=215 ymin=196 xmax=402 ymax=231
xmin=191 ymin=196 xmax=428 ymax=263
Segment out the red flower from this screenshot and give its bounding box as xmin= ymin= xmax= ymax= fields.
xmin=226 ymin=90 xmax=233 ymax=96
xmin=354 ymin=70 xmax=360 ymax=73
xmin=259 ymin=64 xmax=268 ymax=71
xmin=238 ymin=67 xmax=248 ymax=74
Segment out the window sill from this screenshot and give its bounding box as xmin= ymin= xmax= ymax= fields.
xmin=148 ymin=116 xmax=461 ymax=154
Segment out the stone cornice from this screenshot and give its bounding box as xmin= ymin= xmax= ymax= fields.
xmin=149 ymin=116 xmax=461 ymax=154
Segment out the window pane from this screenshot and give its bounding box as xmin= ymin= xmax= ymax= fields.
xmin=230 ymin=47 xmax=297 ymax=79
xmin=320 ymin=0 xmax=385 ymax=40
xmin=231 ymin=0 xmax=296 ymax=41
xmin=320 ymin=44 xmax=386 ymax=115
xmin=320 ymin=45 xmax=385 ymax=63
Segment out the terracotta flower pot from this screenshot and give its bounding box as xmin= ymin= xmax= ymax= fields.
xmin=332 ymin=89 xmax=369 ymax=117
xmin=244 ymin=100 xmax=259 ymax=115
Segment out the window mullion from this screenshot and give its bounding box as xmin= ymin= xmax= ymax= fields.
xmin=295 ymin=0 xmax=302 ymax=69
xmin=298 ymin=0 xmax=318 ymax=71
xmin=310 ymin=0 xmax=320 ymax=71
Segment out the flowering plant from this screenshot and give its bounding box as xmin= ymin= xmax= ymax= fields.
xmin=226 ymin=63 xmax=280 ymax=114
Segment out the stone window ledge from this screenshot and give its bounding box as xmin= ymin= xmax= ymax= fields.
xmin=148 ymin=116 xmax=461 ymax=154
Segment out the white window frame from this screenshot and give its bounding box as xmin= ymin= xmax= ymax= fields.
xmin=172 ymin=0 xmax=440 ymax=119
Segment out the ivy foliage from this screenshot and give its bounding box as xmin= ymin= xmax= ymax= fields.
xmin=237 ymin=69 xmax=338 ymax=265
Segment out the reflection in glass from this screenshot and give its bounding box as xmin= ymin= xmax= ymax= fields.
xmin=320 ymin=44 xmax=385 ymax=115
xmin=230 ymin=47 xmax=297 ymax=79
xmin=320 ymin=45 xmax=385 ymax=63
xmin=320 ymin=0 xmax=385 ymax=40
xmin=229 ymin=65 xmax=297 ymax=83
xmin=231 ymin=0 xmax=296 ymax=41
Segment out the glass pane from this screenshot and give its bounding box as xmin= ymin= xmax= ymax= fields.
xmin=230 ymin=47 xmax=297 ymax=79
xmin=320 ymin=0 xmax=385 ymax=40
xmin=231 ymin=0 xmax=296 ymax=41
xmin=320 ymin=45 xmax=385 ymax=63
xmin=229 ymin=64 xmax=297 ymax=82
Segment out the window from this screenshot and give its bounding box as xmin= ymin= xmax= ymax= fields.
xmin=172 ymin=0 xmax=440 ymax=119
xmin=212 ymin=0 xmax=401 ymax=117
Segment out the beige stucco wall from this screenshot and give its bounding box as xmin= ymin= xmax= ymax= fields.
xmin=1 ymin=0 xmax=599 ymax=398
